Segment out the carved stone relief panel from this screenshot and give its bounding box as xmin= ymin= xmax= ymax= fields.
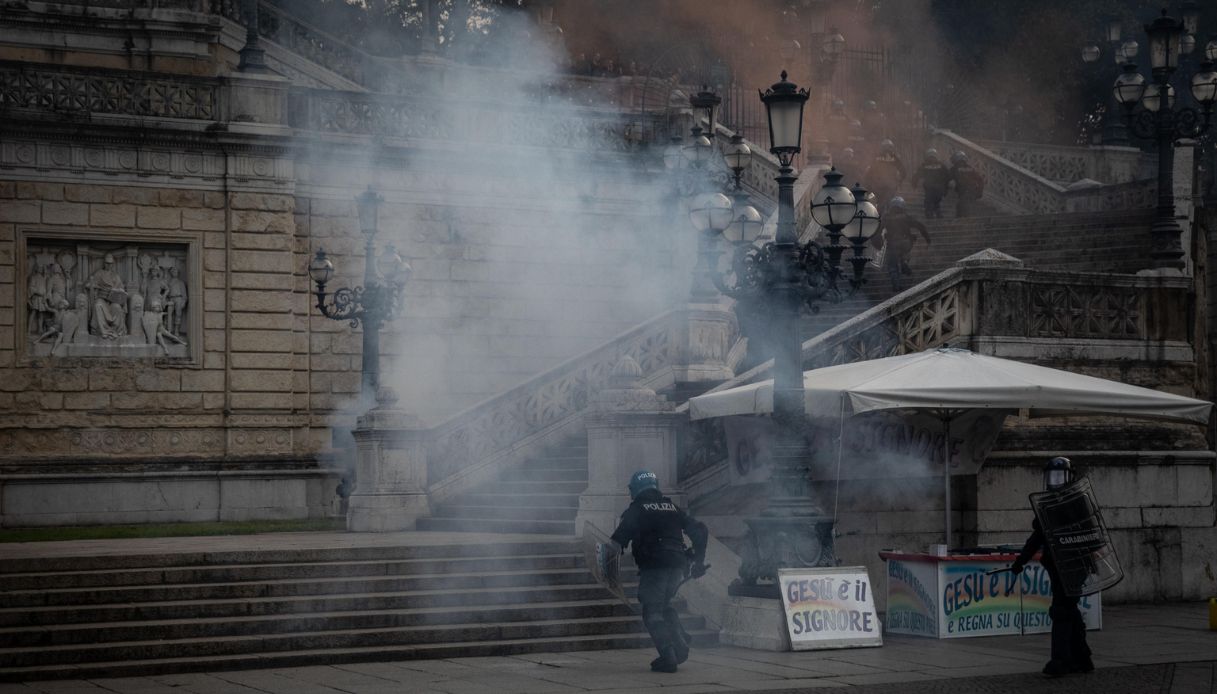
xmin=23 ymin=237 xmax=193 ymax=359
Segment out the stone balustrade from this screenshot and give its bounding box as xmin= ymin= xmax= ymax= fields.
xmin=287 ymin=86 xmax=669 ymax=150
xmin=931 ymin=130 xmax=1168 ymax=216
xmin=0 ymin=61 xmax=220 ymax=121
xmin=706 ymin=250 xmax=1190 ymax=392
xmin=974 ymin=138 xmax=1149 ymax=185
xmin=426 ymin=305 xmax=740 ymax=504
xmin=680 ymin=250 xmax=1194 ymax=489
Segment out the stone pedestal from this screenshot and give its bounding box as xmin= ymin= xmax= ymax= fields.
xmin=718 ymin=595 xmax=791 ymax=651
xmin=347 ymin=389 xmax=430 ymax=532
xmin=576 ymin=357 xmax=680 ymax=536
xmin=223 ymin=72 xmax=289 ymax=125
xmin=672 ymin=301 xmax=739 ymax=385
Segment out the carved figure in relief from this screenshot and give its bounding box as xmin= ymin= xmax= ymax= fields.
xmin=46 ymin=263 xmax=67 ymax=315
xmin=129 ymin=292 xmax=145 ymax=342
xmin=34 ymin=292 xmax=86 ymax=356
xmin=87 ymin=253 xmax=128 ymax=339
xmin=32 ymin=296 xmax=67 ymax=344
xmin=143 ymin=297 xmax=186 ymax=354
xmin=27 ymin=262 xmax=49 ymax=334
xmin=63 ymin=293 xmax=87 ymax=347
xmin=57 ymin=252 xmax=77 ymax=301
xmin=166 ymin=266 xmax=187 ymax=335
xmin=144 ymin=267 xmax=168 ymax=325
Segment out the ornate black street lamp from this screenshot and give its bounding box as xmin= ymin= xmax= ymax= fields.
xmin=1112 ymin=9 xmax=1216 ymax=270
xmin=672 ymin=86 xmax=763 ymax=303
xmin=1081 ymin=17 xmax=1134 ymax=145
xmin=708 ymin=72 xmax=877 ymax=596
xmin=308 ymin=187 xmax=410 ymax=404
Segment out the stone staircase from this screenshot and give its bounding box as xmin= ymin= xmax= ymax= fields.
xmin=0 ymin=534 xmax=714 ymax=682
xmin=418 ymin=440 xmax=588 ymax=536
xmin=802 ymin=205 xmax=1155 ymax=338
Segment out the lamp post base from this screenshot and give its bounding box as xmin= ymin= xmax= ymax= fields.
xmin=728 ymin=515 xmax=836 ymax=599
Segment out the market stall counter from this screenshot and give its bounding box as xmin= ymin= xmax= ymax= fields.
xmin=879 ymin=550 xmax=1102 ymax=639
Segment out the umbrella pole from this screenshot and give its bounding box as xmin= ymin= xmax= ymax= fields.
xmin=943 ymin=416 xmax=952 ymax=550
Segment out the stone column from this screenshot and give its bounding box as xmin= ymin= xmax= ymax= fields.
xmin=347 ymin=388 xmax=430 ymax=532
xmin=576 ymin=357 xmax=680 ymax=536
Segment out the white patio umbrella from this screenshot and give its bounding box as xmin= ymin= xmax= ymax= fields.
xmin=689 ymin=347 xmax=1211 ymax=546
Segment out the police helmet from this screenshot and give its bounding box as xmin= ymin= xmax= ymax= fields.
xmin=880 ymin=138 xmax=896 ymax=152
xmin=951 ymin=150 xmax=968 ymax=164
xmin=888 ymin=196 xmax=906 ymax=211
xmin=925 ymin=148 xmax=939 ymax=160
xmin=628 ymin=470 xmax=659 ymax=499
xmin=1044 ymin=456 xmax=1074 ymax=490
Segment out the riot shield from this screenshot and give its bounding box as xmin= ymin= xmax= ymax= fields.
xmin=581 ymin=521 xmax=632 ymax=610
xmin=1029 ymin=476 xmax=1123 ymax=597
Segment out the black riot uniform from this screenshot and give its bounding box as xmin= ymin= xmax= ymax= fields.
xmin=610 ymin=470 xmax=708 ymax=673
xmin=911 ymin=149 xmax=950 ymax=218
xmin=877 ymin=198 xmax=930 ymax=293
xmin=949 ymin=152 xmax=985 ymax=217
xmin=1011 ymin=457 xmax=1094 ymax=678
xmin=864 ymin=140 xmax=906 ymax=213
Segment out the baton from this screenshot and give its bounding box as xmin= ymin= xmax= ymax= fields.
xmin=1018 ymin=578 xmax=1025 ymax=636
xmin=987 ymin=566 xmax=1027 ymax=635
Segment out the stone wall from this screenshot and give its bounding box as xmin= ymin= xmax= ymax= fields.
xmin=0 ymin=180 xmax=309 ymax=461
xmin=0 ymin=129 xmax=689 ymax=526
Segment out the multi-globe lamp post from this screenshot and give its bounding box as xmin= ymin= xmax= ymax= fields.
xmin=1111 ymin=8 xmax=1216 ymax=271
xmin=1081 ymin=17 xmax=1138 ymax=145
xmin=307 ymin=187 xmax=410 ymax=406
xmin=674 ymin=71 xmax=879 ymax=594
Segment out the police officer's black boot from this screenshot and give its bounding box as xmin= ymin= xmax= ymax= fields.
xmin=650 ymin=647 xmax=679 ymax=673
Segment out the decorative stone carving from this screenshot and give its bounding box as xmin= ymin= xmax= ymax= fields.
xmin=25 ymin=240 xmax=190 ymax=358
xmin=0 ymin=64 xmax=217 ymax=120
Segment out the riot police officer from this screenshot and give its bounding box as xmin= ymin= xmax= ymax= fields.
xmin=1010 ymin=457 xmax=1095 ymax=678
xmin=610 ymin=470 xmax=708 ymax=673
xmin=911 ymin=148 xmax=950 ymax=218
xmin=877 ymin=197 xmax=930 ymax=293
xmin=864 ymin=139 xmax=906 ymax=212
xmin=949 ymin=151 xmax=985 ymax=217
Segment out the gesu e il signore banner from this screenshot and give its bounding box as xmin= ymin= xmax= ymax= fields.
xmin=778 ymin=566 xmax=883 ymax=650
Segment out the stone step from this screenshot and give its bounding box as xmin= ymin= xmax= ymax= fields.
xmin=0 ymin=541 xmax=580 ymax=575
xmin=0 ymin=598 xmax=683 ymax=648
xmin=460 ymin=493 xmax=581 ymax=508
xmin=0 ymin=629 xmax=719 ymax=683
xmin=0 ymin=553 xmax=583 ymax=591
xmin=501 ymin=467 xmax=588 ymax=482
xmin=415 ymin=517 xmax=576 ymax=535
xmin=431 ymin=505 xmax=579 ymax=522
xmin=0 ymin=568 xmax=599 ymax=609
xmin=0 ymin=614 xmax=709 ymax=668
xmin=487 ymin=480 xmax=587 ymax=494
xmin=0 ymin=583 xmax=626 ymax=628
xmin=522 ymin=451 xmax=588 ymax=463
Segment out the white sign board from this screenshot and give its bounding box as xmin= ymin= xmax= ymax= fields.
xmin=778 ymin=566 xmax=883 ymax=650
